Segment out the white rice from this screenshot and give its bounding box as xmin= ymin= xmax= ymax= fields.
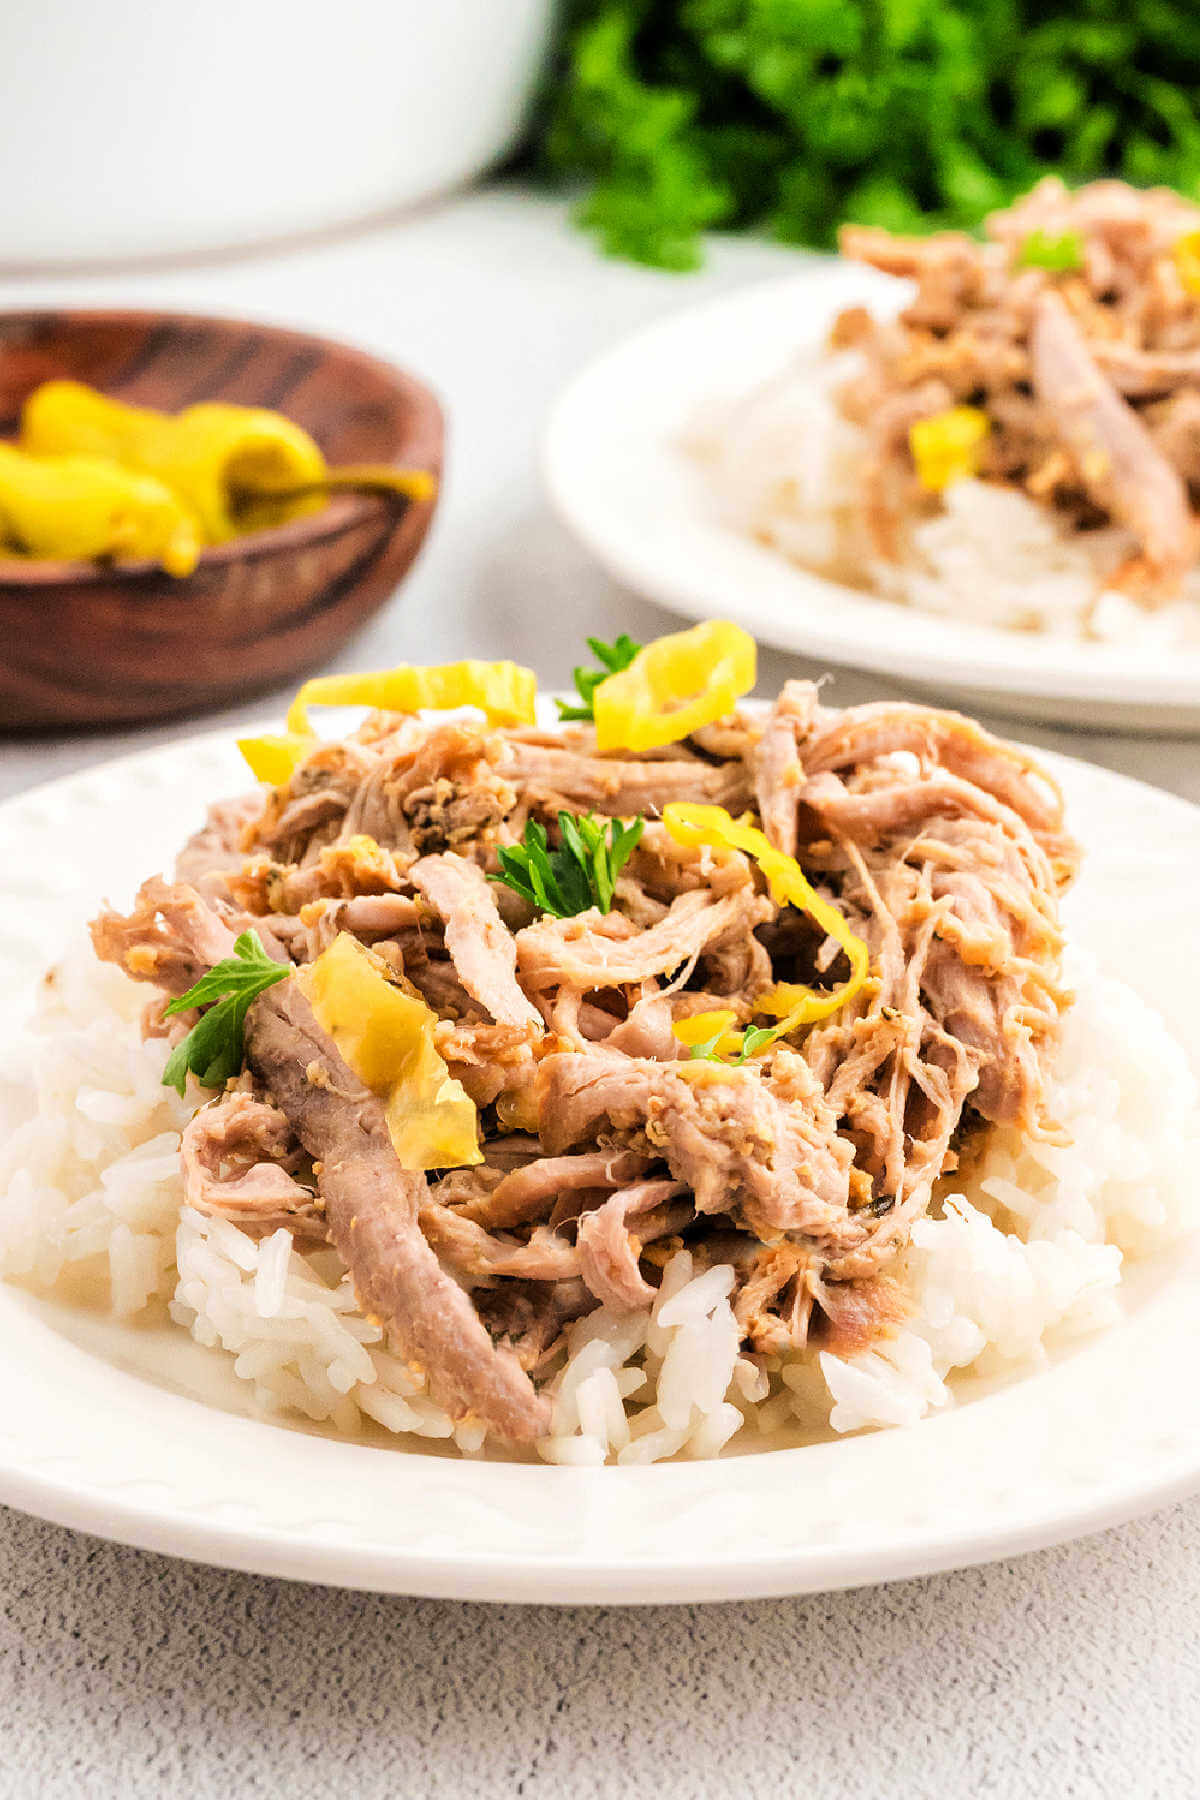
xmin=690 ymin=350 xmax=1200 ymax=645
xmin=0 ymin=936 xmax=1195 ymax=1462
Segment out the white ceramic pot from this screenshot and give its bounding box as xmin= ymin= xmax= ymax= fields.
xmin=0 ymin=0 xmax=556 ymax=264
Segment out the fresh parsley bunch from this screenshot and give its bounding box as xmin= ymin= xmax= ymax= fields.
xmin=534 ymin=0 xmax=1200 ymax=270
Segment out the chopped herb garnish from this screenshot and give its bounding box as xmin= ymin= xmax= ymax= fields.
xmin=556 ymin=634 xmax=642 ymax=723
xmin=689 ymin=1020 xmax=780 ymax=1066
xmin=493 ymin=810 xmax=644 ymax=919
xmin=733 ymin=1023 xmax=779 ymax=1062
xmin=1016 ymin=229 xmax=1083 ymax=273
xmin=161 ymin=930 xmax=289 ymax=1097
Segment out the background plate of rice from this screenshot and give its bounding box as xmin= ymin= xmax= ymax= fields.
xmin=0 ymin=725 xmax=1198 ymax=1602
xmin=544 ymin=267 xmax=1200 ymax=732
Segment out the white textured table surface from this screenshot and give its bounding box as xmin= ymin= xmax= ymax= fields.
xmin=1 ymin=187 xmax=1198 ymax=1798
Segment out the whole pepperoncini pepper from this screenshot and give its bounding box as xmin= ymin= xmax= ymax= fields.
xmin=0 ymin=442 xmax=201 ymax=574
xmin=21 ymin=379 xmax=436 ymax=548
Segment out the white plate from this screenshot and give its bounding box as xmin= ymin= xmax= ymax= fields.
xmin=0 ymin=728 xmax=1198 ymax=1603
xmin=544 ymin=265 xmax=1200 ymax=731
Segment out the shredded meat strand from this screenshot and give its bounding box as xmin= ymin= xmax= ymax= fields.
xmin=411 ymin=852 xmax=543 ymax=1032
xmin=181 ymin=1088 xmax=324 ymax=1240
xmin=246 ymin=980 xmax=549 ymax=1441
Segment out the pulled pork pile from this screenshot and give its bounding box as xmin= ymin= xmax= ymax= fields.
xmin=835 ymin=177 xmax=1200 ymax=596
xmin=91 ymin=686 xmax=1076 ymax=1442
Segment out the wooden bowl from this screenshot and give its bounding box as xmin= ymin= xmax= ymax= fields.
xmin=0 ymin=309 xmax=443 ymax=730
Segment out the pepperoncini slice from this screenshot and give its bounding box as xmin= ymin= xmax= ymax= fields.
xmin=236 ymin=732 xmax=316 ymax=787
xmin=21 ymin=380 xmax=435 ymax=547
xmin=671 ymin=1010 xmax=743 ymax=1057
xmin=297 ymin=932 xmax=481 ymax=1171
xmin=1175 ymin=230 xmax=1200 ymax=297
xmin=592 ymin=620 xmax=756 ymax=753
xmin=285 ymin=659 xmax=538 ymax=735
xmin=662 ymin=803 xmax=871 ymax=1038
xmin=908 ymin=406 xmax=990 ymax=492
xmin=239 ymin=659 xmax=538 ymax=787
xmin=0 ymin=443 xmax=202 ymax=575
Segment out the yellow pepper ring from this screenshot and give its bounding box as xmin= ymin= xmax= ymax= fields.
xmin=593 ymin=620 xmax=756 ymax=753
xmin=662 ymin=802 xmax=871 ymax=1038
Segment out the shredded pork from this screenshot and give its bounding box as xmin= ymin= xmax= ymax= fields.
xmin=834 ymin=177 xmax=1200 ymax=601
xmin=90 ymin=678 xmax=1076 ymax=1435
xmin=180 ymin=1087 xmax=325 ymax=1240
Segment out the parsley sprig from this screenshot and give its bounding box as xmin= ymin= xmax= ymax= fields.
xmin=556 ymin=634 xmax=641 ymax=723
xmin=161 ymin=930 xmax=289 ymax=1097
xmin=494 ymin=811 xmax=644 ymax=919
xmin=688 ymin=1021 xmax=779 ymax=1065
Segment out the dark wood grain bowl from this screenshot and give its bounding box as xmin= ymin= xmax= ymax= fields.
xmin=0 ymin=309 xmax=443 ymax=730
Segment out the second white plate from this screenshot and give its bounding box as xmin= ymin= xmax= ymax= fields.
xmin=544 ymin=263 xmax=1200 ymax=730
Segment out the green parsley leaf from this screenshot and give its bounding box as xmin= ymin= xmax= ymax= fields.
xmin=556 ymin=634 xmax=642 ymax=723
xmin=161 ymin=930 xmax=289 ymax=1097
xmin=493 ymin=810 xmax=644 ymax=919
xmin=689 ymin=1020 xmax=781 ymax=1067
xmin=736 ymin=1023 xmax=780 ymax=1062
xmin=1015 ymin=229 xmax=1083 ymax=272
